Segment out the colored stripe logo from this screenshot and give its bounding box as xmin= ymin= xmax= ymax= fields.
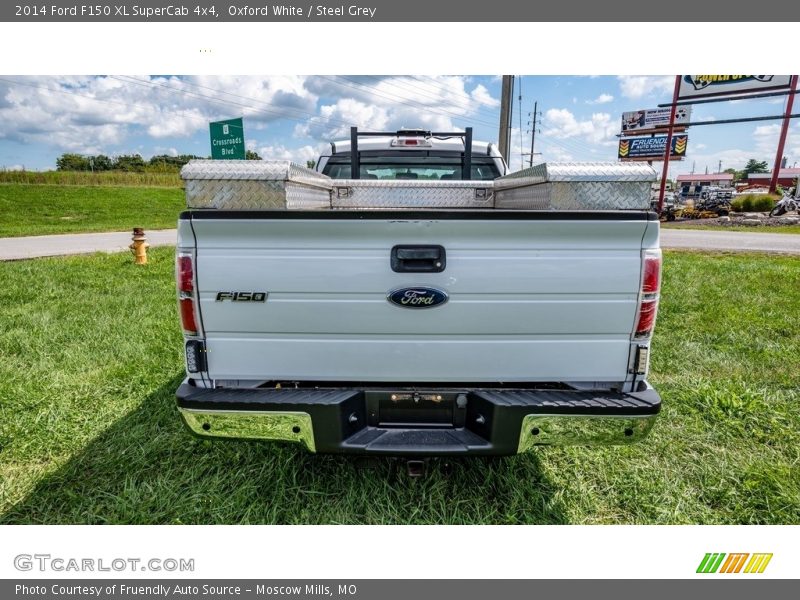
xmin=697 ymin=553 xmax=772 ymax=574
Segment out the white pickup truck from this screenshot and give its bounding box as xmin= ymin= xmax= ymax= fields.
xmin=175 ymin=128 xmax=662 ymax=456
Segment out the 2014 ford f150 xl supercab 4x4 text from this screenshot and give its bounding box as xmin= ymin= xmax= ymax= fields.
xmin=174 ymin=127 xmax=662 ymax=456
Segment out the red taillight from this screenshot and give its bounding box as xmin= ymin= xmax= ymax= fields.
xmin=635 ymin=299 xmax=658 ymax=339
xmin=634 ymin=249 xmax=661 ymax=340
xmin=177 ymin=253 xmax=199 ymax=336
xmin=180 ymin=298 xmax=198 ymax=335
xmin=178 ymin=255 xmax=194 ymax=293
xmin=642 ymin=252 xmax=661 ymax=294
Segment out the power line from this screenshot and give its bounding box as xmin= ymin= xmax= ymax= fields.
xmin=0 ymin=76 xmax=216 ymax=128
xmin=403 ymin=75 xmax=505 ymax=121
xmin=145 ymin=76 xmax=357 ymax=130
xmin=111 ymin=75 xmax=350 ymax=130
xmin=321 ymin=75 xmax=499 ymax=128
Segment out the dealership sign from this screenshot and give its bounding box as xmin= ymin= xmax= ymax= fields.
xmin=618 ymin=135 xmax=688 ymax=161
xmin=678 ymin=75 xmax=793 ymax=100
xmin=621 ymin=106 xmax=692 ymax=134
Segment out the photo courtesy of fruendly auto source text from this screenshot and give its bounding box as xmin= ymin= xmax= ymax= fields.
xmin=0 ymin=1 xmax=798 ymax=592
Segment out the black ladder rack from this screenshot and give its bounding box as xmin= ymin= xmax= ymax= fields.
xmin=349 ymin=126 xmax=473 ymax=180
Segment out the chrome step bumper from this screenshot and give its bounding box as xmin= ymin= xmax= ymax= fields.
xmin=177 ymin=381 xmax=660 ymax=456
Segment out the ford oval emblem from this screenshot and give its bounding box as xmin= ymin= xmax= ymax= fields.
xmin=388 ymin=287 xmax=449 ymax=309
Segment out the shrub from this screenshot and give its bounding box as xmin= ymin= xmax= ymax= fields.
xmin=752 ymin=195 xmax=776 ymax=212
xmin=732 ymin=195 xmax=753 ymax=212
xmin=731 ymin=194 xmax=777 ymax=213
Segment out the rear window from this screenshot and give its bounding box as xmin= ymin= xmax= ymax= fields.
xmin=321 ymin=150 xmax=501 ymax=181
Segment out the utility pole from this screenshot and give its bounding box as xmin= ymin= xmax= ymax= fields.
xmin=528 ymin=101 xmax=539 ymax=168
xmin=518 ymin=78 xmax=524 ymax=167
xmin=498 ymin=75 xmax=514 ymax=164
xmin=770 ymin=75 xmax=798 ymax=194
xmin=718 ymin=160 xmax=722 ymax=173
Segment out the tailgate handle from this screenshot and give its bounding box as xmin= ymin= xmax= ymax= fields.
xmin=391 ymin=245 xmax=446 ymax=273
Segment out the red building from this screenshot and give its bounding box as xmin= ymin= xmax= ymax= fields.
xmin=746 ymin=168 xmax=800 ymax=188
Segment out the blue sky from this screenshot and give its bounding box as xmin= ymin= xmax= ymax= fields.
xmin=0 ymin=75 xmax=797 ymax=176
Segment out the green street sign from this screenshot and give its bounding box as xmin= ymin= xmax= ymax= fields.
xmin=209 ymin=117 xmax=245 ymax=160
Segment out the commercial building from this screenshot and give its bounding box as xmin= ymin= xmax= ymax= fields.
xmin=746 ymin=168 xmax=800 ymax=188
xmin=676 ymin=173 xmax=735 ymax=189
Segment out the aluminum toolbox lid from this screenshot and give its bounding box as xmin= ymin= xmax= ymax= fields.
xmin=180 ymin=159 xmax=332 ymax=189
xmin=493 ymin=162 xmax=658 ymax=188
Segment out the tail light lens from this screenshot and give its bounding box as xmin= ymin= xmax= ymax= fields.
xmin=178 ymin=255 xmax=194 ymax=293
xmin=634 ymin=249 xmax=662 ymax=340
xmin=641 ymin=250 xmax=661 ymax=294
xmin=177 ymin=252 xmax=199 ymax=336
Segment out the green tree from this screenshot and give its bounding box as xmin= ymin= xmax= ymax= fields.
xmin=245 ymin=150 xmax=262 ymax=160
xmin=147 ymin=154 xmax=202 ymax=170
xmin=56 ymin=153 xmax=91 ymax=171
xmin=306 ymin=160 xmax=316 ymax=169
xmin=92 ymin=155 xmax=114 ymax=171
xmin=743 ymin=159 xmax=769 ymax=175
xmin=113 ymin=154 xmax=146 ymax=172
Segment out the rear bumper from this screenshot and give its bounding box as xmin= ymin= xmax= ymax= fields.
xmin=176 ymin=381 xmax=660 ymax=456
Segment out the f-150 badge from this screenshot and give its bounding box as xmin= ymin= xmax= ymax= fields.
xmin=387 ymin=287 xmax=448 ymax=309
xmin=216 ymin=291 xmax=267 ymax=302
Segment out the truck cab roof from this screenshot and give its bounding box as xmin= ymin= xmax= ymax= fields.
xmin=316 ymin=129 xmax=508 ymax=181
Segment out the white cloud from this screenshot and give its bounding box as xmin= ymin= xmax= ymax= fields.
xmin=587 ymin=93 xmax=614 ymax=104
xmin=2 ymin=164 xmax=25 ymax=171
xmin=256 ymin=144 xmax=320 ymax=164
xmin=753 ymin=123 xmax=782 ymax=155
xmin=0 ymin=75 xmax=317 ymax=153
xmin=673 ymin=149 xmax=754 ymax=175
xmin=617 ymin=76 xmax=674 ymax=99
xmin=470 ymin=84 xmax=499 ymax=108
xmin=0 ymin=75 xmax=501 ymax=164
xmin=540 ymin=144 xmax=573 ymax=162
xmin=152 ymin=146 xmax=179 ymax=156
xmin=296 ymin=96 xmax=456 ymax=141
xmin=542 ymin=108 xmax=618 ymax=145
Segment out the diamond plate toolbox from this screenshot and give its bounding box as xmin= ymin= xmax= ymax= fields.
xmin=181 ymin=160 xmax=333 ymax=210
xmin=331 ymin=179 xmax=494 ymax=209
xmin=493 ymin=162 xmax=657 ymax=210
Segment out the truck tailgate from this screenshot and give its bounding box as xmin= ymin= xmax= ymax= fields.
xmin=184 ymin=211 xmax=654 ymax=384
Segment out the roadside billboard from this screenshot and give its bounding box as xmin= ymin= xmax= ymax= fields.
xmin=618 ymin=135 xmax=688 ymax=161
xmin=621 ymin=106 xmax=691 ymax=134
xmin=677 ymin=75 xmax=793 ymax=100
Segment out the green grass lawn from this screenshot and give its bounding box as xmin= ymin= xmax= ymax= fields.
xmin=662 ymin=222 xmax=800 ymax=234
xmin=0 ymin=184 xmax=184 ymax=237
xmin=0 ymin=249 xmax=798 ymax=524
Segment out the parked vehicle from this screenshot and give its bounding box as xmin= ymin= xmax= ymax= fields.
xmin=695 ymin=194 xmax=732 ymax=216
xmin=769 ymin=192 xmax=800 ymax=217
xmin=174 ymin=128 xmax=662 ymax=456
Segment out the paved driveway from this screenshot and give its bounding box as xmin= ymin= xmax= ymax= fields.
xmin=1 ymin=227 xmax=799 ymax=260
xmin=660 ymin=228 xmax=800 ymax=254
xmin=0 ymin=229 xmax=177 ymax=260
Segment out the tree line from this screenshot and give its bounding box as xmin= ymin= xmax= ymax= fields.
xmin=55 ymin=150 xmax=262 ymax=172
xmin=722 ymin=159 xmax=770 ymax=182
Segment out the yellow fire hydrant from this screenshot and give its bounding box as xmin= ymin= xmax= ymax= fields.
xmin=130 ymin=227 xmax=149 ymax=265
